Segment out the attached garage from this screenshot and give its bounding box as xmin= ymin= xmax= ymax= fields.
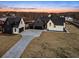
xmin=19 ymin=27 xmax=24 ymax=33
xmin=2 ymin=16 xmax=25 ymax=34
xmin=34 ymin=26 xmax=43 ymax=29
xmin=33 ymin=18 xmax=44 ymax=30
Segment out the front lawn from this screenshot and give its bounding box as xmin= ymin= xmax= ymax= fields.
xmin=21 ymin=23 xmax=79 ymax=58
xmin=0 ymin=34 xmax=21 ymax=57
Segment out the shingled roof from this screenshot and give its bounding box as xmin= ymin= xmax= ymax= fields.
xmin=38 ymin=16 xmax=65 ymax=26
xmin=5 ymin=16 xmax=21 ymax=28
xmin=33 ymin=17 xmax=44 ymax=27
xmin=51 ymin=17 xmax=65 ymax=25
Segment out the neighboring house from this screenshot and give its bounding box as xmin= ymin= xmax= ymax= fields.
xmin=1 ymin=16 xmax=25 ymax=34
xmin=33 ymin=17 xmax=44 ymax=29
xmin=0 ymin=17 xmax=7 ymax=31
xmin=47 ymin=17 xmax=65 ymax=31
xmin=65 ymin=17 xmax=73 ymax=22
xmin=32 ymin=16 xmax=50 ymax=29
xmin=25 ymin=20 xmax=35 ymax=29
xmin=32 ymin=15 xmax=65 ymax=31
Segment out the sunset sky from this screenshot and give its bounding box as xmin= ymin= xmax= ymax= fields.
xmin=0 ymin=1 xmax=79 ymax=9
xmin=0 ymin=1 xmax=79 ymax=13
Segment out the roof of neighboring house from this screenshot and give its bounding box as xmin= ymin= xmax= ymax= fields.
xmin=34 ymin=16 xmax=65 ymax=27
xmin=40 ymin=16 xmax=50 ymax=24
xmin=0 ymin=17 xmax=7 ymax=26
xmin=5 ymin=16 xmax=22 ymax=28
xmin=0 ymin=20 xmax=4 ymax=26
xmin=38 ymin=16 xmax=65 ymax=26
xmin=33 ymin=17 xmax=44 ymax=27
xmin=0 ymin=17 xmax=7 ymax=21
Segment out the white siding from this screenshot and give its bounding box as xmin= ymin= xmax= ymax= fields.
xmin=64 ymin=23 xmax=65 ymax=28
xmin=18 ymin=18 xmax=25 ymax=31
xmin=65 ymin=17 xmax=73 ymax=21
xmin=13 ymin=27 xmax=19 ymax=34
xmin=47 ymin=20 xmax=54 ymax=30
xmin=47 ymin=20 xmax=64 ymax=31
xmin=53 ymin=26 xmax=64 ymax=31
xmin=12 ymin=18 xmax=25 ymax=34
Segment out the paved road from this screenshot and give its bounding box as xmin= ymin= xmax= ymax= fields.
xmin=2 ymin=29 xmax=43 ymax=58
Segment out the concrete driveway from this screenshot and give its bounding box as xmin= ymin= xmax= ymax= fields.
xmin=2 ymin=29 xmax=43 ymax=58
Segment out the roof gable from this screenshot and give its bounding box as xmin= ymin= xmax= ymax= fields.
xmin=5 ymin=16 xmax=21 ymax=28
xmin=40 ymin=16 xmax=65 ymax=26
xmin=33 ymin=17 xmax=44 ymax=26
xmin=0 ymin=17 xmax=7 ymax=22
xmin=47 ymin=19 xmax=53 ymax=23
xmin=51 ymin=17 xmax=65 ymax=25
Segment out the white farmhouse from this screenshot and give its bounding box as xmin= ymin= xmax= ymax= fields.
xmin=47 ymin=17 xmax=65 ymax=31
xmin=65 ymin=17 xmax=73 ymax=22
xmin=2 ymin=16 xmax=25 ymax=34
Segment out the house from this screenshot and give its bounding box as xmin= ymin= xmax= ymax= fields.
xmin=33 ymin=17 xmax=45 ymax=29
xmin=65 ymin=17 xmax=73 ymax=22
xmin=47 ymin=17 xmax=65 ymax=31
xmin=25 ymin=20 xmax=35 ymax=29
xmin=0 ymin=17 xmax=7 ymax=31
xmin=32 ymin=15 xmax=65 ymax=31
xmin=32 ymin=16 xmax=50 ymax=29
xmin=2 ymin=16 xmax=25 ymax=34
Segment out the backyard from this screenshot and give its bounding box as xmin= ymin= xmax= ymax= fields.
xmin=0 ymin=34 xmax=21 ymax=57
xmin=21 ymin=23 xmax=79 ymax=58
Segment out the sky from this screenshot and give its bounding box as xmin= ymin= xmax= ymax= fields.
xmin=0 ymin=1 xmax=79 ymax=9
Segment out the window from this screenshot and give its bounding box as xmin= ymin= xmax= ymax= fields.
xmin=49 ymin=23 xmax=51 ymax=26
xmin=15 ymin=28 xmax=16 ymax=32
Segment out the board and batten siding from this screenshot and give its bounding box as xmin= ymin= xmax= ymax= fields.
xmin=18 ymin=18 xmax=25 ymax=30
xmin=52 ymin=26 xmax=64 ymax=31
xmin=47 ymin=20 xmax=54 ymax=30
xmin=47 ymin=20 xmax=64 ymax=31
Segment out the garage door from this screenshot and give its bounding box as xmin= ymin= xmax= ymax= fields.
xmin=19 ymin=27 xmax=24 ymax=33
xmin=35 ymin=26 xmax=43 ymax=29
